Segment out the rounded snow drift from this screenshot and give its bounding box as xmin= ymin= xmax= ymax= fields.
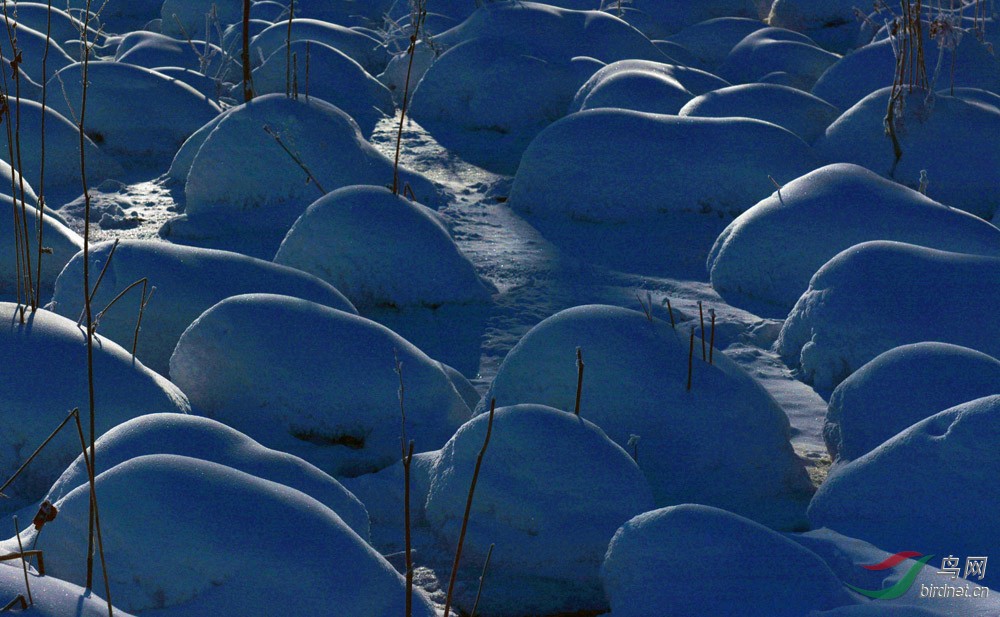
xmin=275 ymin=185 xmax=493 ymax=309
xmin=826 ymin=343 xmax=1000 ymax=463
xmin=707 ymin=163 xmax=1000 ymax=315
xmin=602 ymin=504 xmax=850 ymax=617
xmin=169 ymin=293 xmax=472 ymax=477
xmin=777 ymin=241 xmax=1000 ymax=389
xmin=49 ymin=239 xmax=356 ymax=375
xmin=479 ymin=305 xmax=814 ymax=529
xmin=425 ymin=404 xmax=655 ymax=617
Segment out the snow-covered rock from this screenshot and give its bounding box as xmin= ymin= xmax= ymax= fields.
xmin=0 ymin=194 xmax=82 ymax=300
xmin=665 ymin=16 xmax=769 ymax=69
xmin=44 ymin=413 xmax=370 ymax=539
xmin=777 ymin=241 xmax=1000 ymax=390
xmin=816 ymin=88 xmax=1000 ymax=219
xmin=46 ymin=61 xmax=221 ymax=165
xmin=809 ymin=395 xmax=1000 ymax=589
xmin=717 ymin=26 xmax=840 ymax=90
xmin=826 ymin=343 xmax=1000 ymax=464
xmin=408 ymin=1 xmax=667 ymax=173
xmin=274 ymin=185 xmax=493 ymax=309
xmin=48 ymin=239 xmax=356 ymax=376
xmin=170 ymin=293 xmax=472 ymax=477
xmin=0 ymin=20 xmax=74 ymax=83
xmin=811 ymin=33 xmax=1000 ymax=112
xmin=250 ymin=18 xmax=389 ymax=75
xmin=707 ymin=164 xmax=1000 ymax=315
xmin=252 ymin=40 xmax=394 ymax=136
xmin=0 ymin=99 xmax=123 ymax=196
xmin=424 ymin=404 xmax=654 ymax=617
xmin=478 ymin=305 xmax=813 ymax=529
xmin=11 ymin=454 xmax=436 ymax=616
xmin=7 ymin=3 xmax=93 ymax=49
xmin=679 ymin=82 xmax=840 ymax=143
xmin=162 ymin=94 xmax=439 ymax=258
xmin=509 ymin=108 xmax=822 ymax=222
xmin=602 ymin=504 xmax=851 ymax=617
xmin=0 ymin=303 xmax=190 ymax=511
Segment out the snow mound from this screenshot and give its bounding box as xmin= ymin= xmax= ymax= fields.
xmin=160 ymin=0 xmax=241 ymax=39
xmin=162 ymin=94 xmax=439 ymax=259
xmin=707 ymin=163 xmax=1000 ymax=315
xmin=0 ymin=20 xmax=74 ymax=83
xmin=679 ymin=82 xmax=840 ymax=143
xmin=251 ymin=18 xmax=389 ymax=76
xmin=777 ymin=241 xmax=1000 ymax=390
xmin=154 ymin=66 xmax=224 ymax=101
xmin=826 ymin=342 xmax=1000 ymax=464
xmin=48 ymin=239 xmax=356 ymax=375
xmin=408 ymin=1 xmax=667 ymax=173
xmin=13 ymin=454 xmax=435 ymax=616
xmin=477 ymin=305 xmax=813 ymax=529
xmin=0 ymin=194 xmax=82 ymax=300
xmin=252 ymin=40 xmax=393 ymax=136
xmin=65 ymin=0 xmax=160 ymax=33
xmin=0 ymin=160 xmax=38 ymax=205
xmin=7 ymin=3 xmax=93 ymax=50
xmin=768 ymin=0 xmax=868 ymax=53
xmin=808 ymin=395 xmax=1000 ymax=589
xmin=812 ymin=33 xmax=1000 ymax=111
xmin=0 ymin=562 xmax=134 ymax=616
xmin=424 ymin=404 xmax=654 ymax=617
xmin=568 ymin=59 xmax=732 ymax=115
xmin=509 ymin=108 xmax=822 ymax=222
xmin=274 ymin=185 xmax=493 ymax=309
xmin=44 ymin=413 xmax=370 ymax=539
xmin=665 ymin=17 xmax=769 ymax=69
xmin=602 ymin=504 xmax=850 ymax=617
xmin=601 ymin=0 xmax=761 ymax=39
xmin=115 ymin=31 xmax=229 ymax=80
xmin=0 ymin=99 xmax=123 ymax=195
xmin=377 ymin=43 xmax=437 ymax=104
xmin=46 ymin=61 xmax=221 ymax=164
xmin=169 ymin=293 xmax=472 ymax=477
xmin=816 ymin=88 xmax=1000 ymax=219
xmin=717 ymin=26 xmax=840 ymax=90
xmin=0 ymin=303 xmax=190 ymax=511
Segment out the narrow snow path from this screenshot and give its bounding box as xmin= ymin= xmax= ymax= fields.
xmin=46 ymin=115 xmax=830 ymax=471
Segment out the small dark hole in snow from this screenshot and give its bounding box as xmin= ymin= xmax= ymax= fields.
xmin=495 ymin=196 xmax=508 ymax=203
xmin=87 ymin=131 xmax=105 ymax=144
xmin=291 ymin=430 xmax=365 ymax=449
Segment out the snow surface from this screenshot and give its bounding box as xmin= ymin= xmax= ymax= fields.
xmin=510 ymin=108 xmax=822 ymax=222
xmin=665 ymin=16 xmax=769 ymax=69
xmin=48 ymin=238 xmax=356 ymax=375
xmin=809 ymin=395 xmax=1000 ymax=589
xmin=476 ymin=305 xmax=813 ymax=530
xmin=42 ymin=412 xmax=370 ymax=539
xmin=8 ymin=454 xmax=436 ymax=616
xmin=767 ymin=0 xmax=869 ymax=53
xmin=777 ymin=241 xmax=1000 ymax=390
xmin=170 ymin=293 xmax=471 ymax=477
xmin=162 ymin=94 xmax=440 ymax=258
xmin=679 ymin=82 xmax=840 ymax=143
xmin=708 ymin=163 xmax=1000 ymax=316
xmin=114 ymin=31 xmax=230 ymax=81
xmin=568 ymin=59 xmax=732 ymax=115
xmin=0 ymin=562 xmax=132 ymax=616
xmin=274 ymin=185 xmax=494 ymax=309
xmin=603 ymin=504 xmax=851 ymax=617
xmin=602 ymin=0 xmax=762 ymax=39
xmin=424 ymin=404 xmax=654 ymax=616
xmin=0 ymin=303 xmax=190 ymax=511
xmin=825 ymin=342 xmax=1000 ymax=464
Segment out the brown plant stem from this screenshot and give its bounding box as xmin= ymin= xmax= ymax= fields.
xmin=574 ymin=347 xmax=584 ymax=416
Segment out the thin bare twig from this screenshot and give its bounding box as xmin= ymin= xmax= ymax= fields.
xmin=13 ymin=517 xmax=31 ymax=606
xmin=469 ymin=543 xmax=495 ymax=617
